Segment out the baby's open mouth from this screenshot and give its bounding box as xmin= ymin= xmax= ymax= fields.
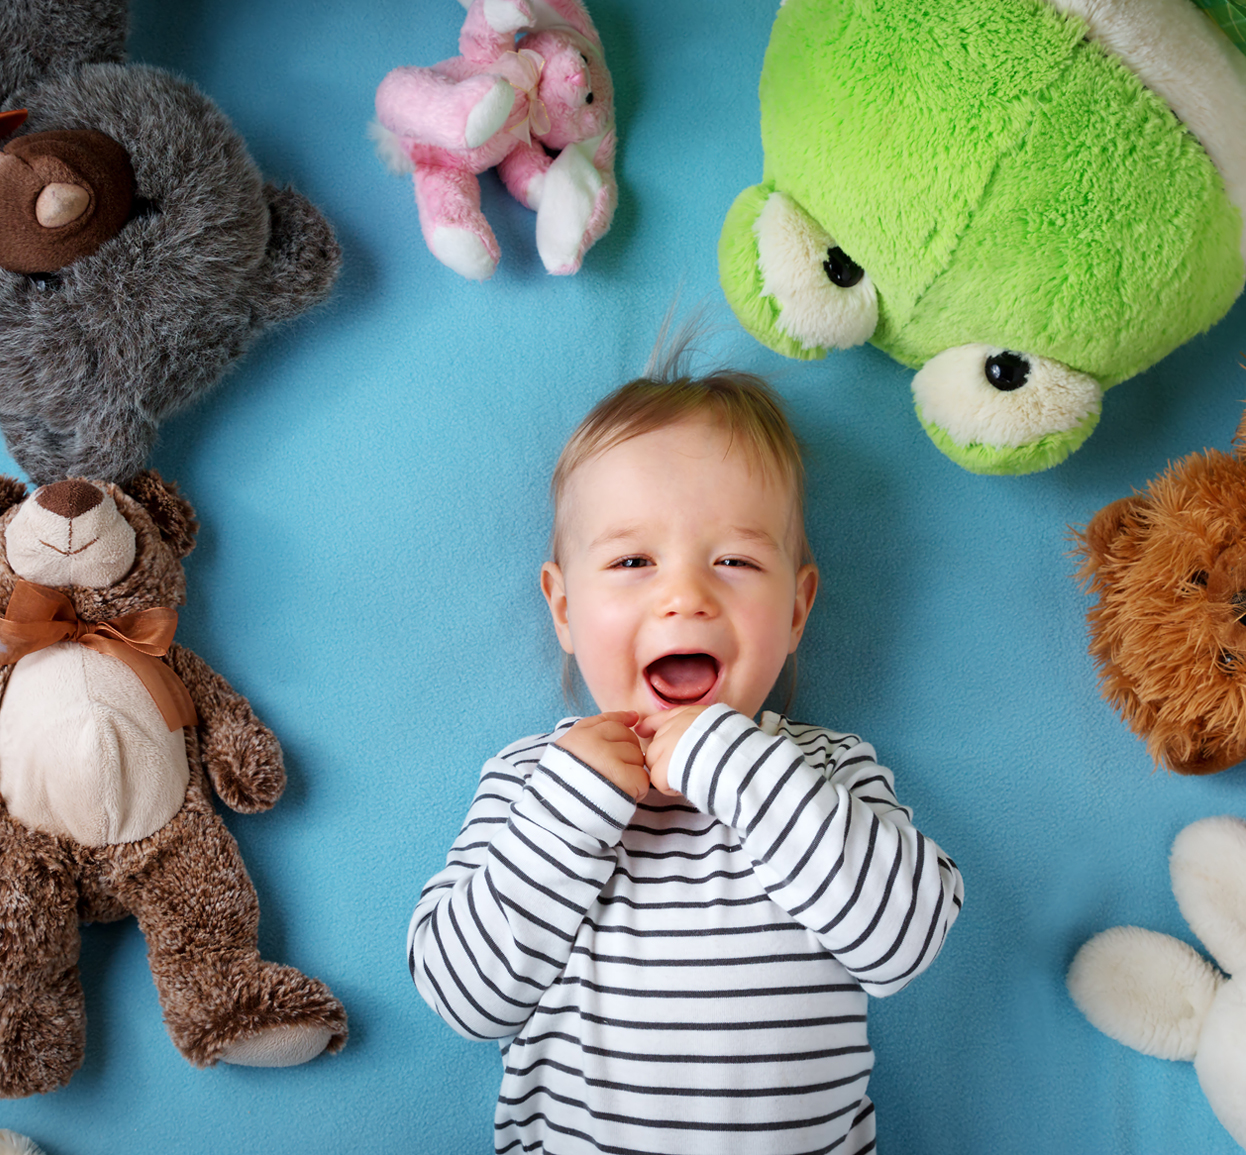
xmin=645 ymin=653 xmax=720 ymax=706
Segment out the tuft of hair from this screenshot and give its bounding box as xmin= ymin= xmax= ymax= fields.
xmin=551 ymin=316 xmax=811 ymax=565
xmin=369 ymin=121 xmax=416 ymax=175
xmin=0 ymin=1132 xmax=46 ymax=1155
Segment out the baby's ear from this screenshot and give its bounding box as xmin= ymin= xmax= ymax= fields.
xmin=124 ymin=470 xmax=199 ymax=559
xmin=250 ymin=185 xmax=342 ymax=328
xmin=1076 ymin=495 xmax=1147 ymax=574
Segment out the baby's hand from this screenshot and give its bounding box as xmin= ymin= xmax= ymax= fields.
xmin=555 ymin=711 xmax=649 ymax=801
xmin=636 ymin=706 xmax=712 ymax=796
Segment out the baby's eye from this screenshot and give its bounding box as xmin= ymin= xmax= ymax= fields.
xmin=611 ymin=556 xmax=651 ymax=569
xmin=717 ymin=557 xmax=758 ymax=569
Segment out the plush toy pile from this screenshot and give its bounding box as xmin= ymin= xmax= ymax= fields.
xmin=1075 ymin=406 xmax=1246 ymax=775
xmin=719 ymin=0 xmax=1246 ymax=475
xmin=373 ymin=0 xmax=617 ymax=280
xmin=1068 ymin=815 xmax=1246 ymax=1148
xmin=0 ymin=0 xmax=341 ymax=485
xmin=0 ymin=0 xmax=347 ymax=1101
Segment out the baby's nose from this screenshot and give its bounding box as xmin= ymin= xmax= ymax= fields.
xmin=658 ymin=568 xmax=717 ymax=616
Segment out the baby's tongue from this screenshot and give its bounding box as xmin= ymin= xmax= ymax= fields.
xmin=647 ymin=654 xmax=718 ymax=703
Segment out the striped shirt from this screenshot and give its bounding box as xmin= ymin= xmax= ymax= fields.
xmin=409 ymin=704 xmax=964 ymax=1155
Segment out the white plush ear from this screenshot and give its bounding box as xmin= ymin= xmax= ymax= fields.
xmin=1171 ymin=815 xmax=1246 ymax=974
xmin=1067 ymin=925 xmax=1221 ymax=1061
xmin=460 ymin=0 xmax=602 ymax=44
xmin=535 ymin=138 xmax=604 ymax=274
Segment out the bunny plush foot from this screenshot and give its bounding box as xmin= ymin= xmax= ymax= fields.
xmin=0 ymin=1133 xmax=45 ymax=1155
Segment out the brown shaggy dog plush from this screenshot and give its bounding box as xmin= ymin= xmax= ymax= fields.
xmin=1076 ymin=411 xmax=1246 ymax=775
xmin=0 ymin=472 xmax=346 ymax=1098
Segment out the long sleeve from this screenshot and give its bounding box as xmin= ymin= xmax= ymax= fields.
xmin=407 ymin=725 xmax=638 ymax=1040
xmin=667 ymin=704 xmax=963 ymax=997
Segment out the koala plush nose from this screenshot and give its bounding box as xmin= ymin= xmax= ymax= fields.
xmin=34 ymin=479 xmax=105 ymax=520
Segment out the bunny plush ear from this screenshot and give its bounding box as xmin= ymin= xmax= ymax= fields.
xmin=457 ymin=0 xmax=603 ymax=45
xmin=1067 ymin=925 xmax=1220 ymax=1062
xmin=1171 ymin=815 xmax=1246 ymax=975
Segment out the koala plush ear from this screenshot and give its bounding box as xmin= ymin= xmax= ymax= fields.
xmin=250 ymin=184 xmax=342 ymax=328
xmin=0 ymin=476 xmax=29 ymax=517
xmin=0 ymin=0 xmax=128 ymax=96
xmin=124 ymin=470 xmax=199 ymax=559
xmin=1079 ymin=496 xmax=1147 ymax=572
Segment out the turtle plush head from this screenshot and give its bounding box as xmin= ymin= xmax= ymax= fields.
xmin=720 ymin=0 xmax=1246 ymax=475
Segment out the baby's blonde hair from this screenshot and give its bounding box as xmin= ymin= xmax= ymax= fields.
xmin=550 ymin=337 xmax=811 ymax=567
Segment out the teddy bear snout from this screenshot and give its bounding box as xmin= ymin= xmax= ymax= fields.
xmin=6 ymin=481 xmax=136 ymax=588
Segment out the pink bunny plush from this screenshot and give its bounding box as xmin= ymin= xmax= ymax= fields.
xmin=373 ymin=0 xmax=617 ymax=280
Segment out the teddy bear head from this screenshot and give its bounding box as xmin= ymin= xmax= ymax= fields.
xmin=524 ymin=29 xmax=613 ymax=151
xmin=1076 ymin=421 xmax=1246 ymax=774
xmin=0 ymin=0 xmax=341 ymax=486
xmin=0 ymin=471 xmax=196 ymax=624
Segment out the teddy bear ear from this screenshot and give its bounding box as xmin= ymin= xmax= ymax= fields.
xmin=123 ymin=470 xmax=198 ymax=558
xmin=1078 ymin=495 xmax=1147 ymax=571
xmin=0 ymin=476 xmax=29 ymax=517
xmin=249 ymin=184 xmax=342 ymax=328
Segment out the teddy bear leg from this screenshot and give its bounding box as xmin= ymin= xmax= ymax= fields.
xmin=412 ymin=163 xmax=501 ymax=280
xmin=376 ymin=65 xmax=515 ymax=152
xmin=0 ymin=814 xmax=87 ymax=1098
xmin=101 ymin=799 xmax=346 ymax=1069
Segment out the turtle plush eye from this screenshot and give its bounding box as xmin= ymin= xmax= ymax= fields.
xmin=911 ymin=344 xmax=1102 ymax=464
xmin=753 ymin=190 xmax=878 ymax=351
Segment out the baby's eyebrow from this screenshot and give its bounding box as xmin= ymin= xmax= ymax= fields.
xmin=587 ymin=524 xmax=644 ymax=551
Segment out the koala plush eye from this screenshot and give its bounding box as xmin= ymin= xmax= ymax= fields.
xmin=753 ymin=190 xmax=878 ymax=351
xmin=911 ymin=344 xmax=1102 ymax=455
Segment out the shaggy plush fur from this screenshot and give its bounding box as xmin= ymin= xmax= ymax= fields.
xmin=0 ymin=473 xmax=346 ymax=1098
xmin=719 ymin=0 xmax=1245 ymax=474
xmin=1075 ymin=410 xmax=1246 ymax=774
xmin=0 ymin=0 xmax=341 ymax=485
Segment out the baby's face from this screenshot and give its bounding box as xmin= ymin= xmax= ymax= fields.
xmin=542 ymin=417 xmax=817 ymax=721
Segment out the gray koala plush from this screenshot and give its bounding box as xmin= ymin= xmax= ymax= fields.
xmin=0 ymin=0 xmax=341 ymax=485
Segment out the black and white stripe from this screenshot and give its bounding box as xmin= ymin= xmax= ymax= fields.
xmin=410 ymin=706 xmax=963 ymax=1154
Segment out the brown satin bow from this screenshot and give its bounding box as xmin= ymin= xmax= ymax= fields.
xmin=0 ymin=580 xmax=198 ymax=731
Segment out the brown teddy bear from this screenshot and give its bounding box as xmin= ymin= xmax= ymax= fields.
xmin=1075 ymin=409 xmax=1246 ymax=775
xmin=0 ymin=472 xmax=347 ymax=1098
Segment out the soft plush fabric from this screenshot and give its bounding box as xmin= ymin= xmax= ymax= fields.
xmin=5 ymin=0 xmax=1246 ymax=1152
xmin=718 ymin=0 xmax=1246 ymax=474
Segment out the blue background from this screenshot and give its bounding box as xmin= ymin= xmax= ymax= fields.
xmin=4 ymin=1 xmax=1246 ymax=1152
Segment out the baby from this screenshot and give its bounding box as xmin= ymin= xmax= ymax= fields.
xmin=409 ymin=359 xmax=963 ymax=1154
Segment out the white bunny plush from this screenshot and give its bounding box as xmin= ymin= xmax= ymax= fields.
xmin=0 ymin=1132 xmax=45 ymax=1155
xmin=1067 ymin=815 xmax=1246 ymax=1148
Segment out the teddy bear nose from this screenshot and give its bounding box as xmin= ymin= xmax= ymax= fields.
xmin=34 ymin=479 xmax=104 ymax=519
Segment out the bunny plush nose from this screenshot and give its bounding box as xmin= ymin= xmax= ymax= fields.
xmin=0 ymin=125 xmax=136 ymax=274
xmin=35 ymin=479 xmax=105 ymax=519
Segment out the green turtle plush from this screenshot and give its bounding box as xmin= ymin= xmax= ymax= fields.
xmin=719 ymin=0 xmax=1246 ymax=474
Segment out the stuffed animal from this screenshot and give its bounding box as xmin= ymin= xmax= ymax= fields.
xmin=373 ymin=0 xmax=616 ymax=280
xmin=0 ymin=1134 xmax=43 ymax=1155
xmin=0 ymin=0 xmax=341 ymax=486
xmin=719 ymin=0 xmax=1246 ymax=475
xmin=0 ymin=472 xmax=347 ymax=1098
xmin=1075 ymin=406 xmax=1246 ymax=775
xmin=1068 ymin=815 xmax=1246 ymax=1148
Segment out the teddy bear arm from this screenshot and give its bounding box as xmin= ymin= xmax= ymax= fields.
xmin=166 ymin=642 xmax=285 ymax=814
xmin=247 ymin=185 xmax=342 ymax=329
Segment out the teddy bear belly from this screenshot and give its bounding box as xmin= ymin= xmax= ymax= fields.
xmin=0 ymin=642 xmax=189 ymax=846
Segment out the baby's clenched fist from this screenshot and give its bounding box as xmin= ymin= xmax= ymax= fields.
xmin=555 ymin=711 xmax=649 ymax=801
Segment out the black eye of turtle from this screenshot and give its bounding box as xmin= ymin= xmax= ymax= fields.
xmin=984 ymin=351 xmax=1030 ymax=391
xmin=586 ymin=92 xmax=594 ymax=104
xmin=26 ymin=272 xmax=62 ymax=292
xmin=822 ymin=246 xmax=864 ymax=288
